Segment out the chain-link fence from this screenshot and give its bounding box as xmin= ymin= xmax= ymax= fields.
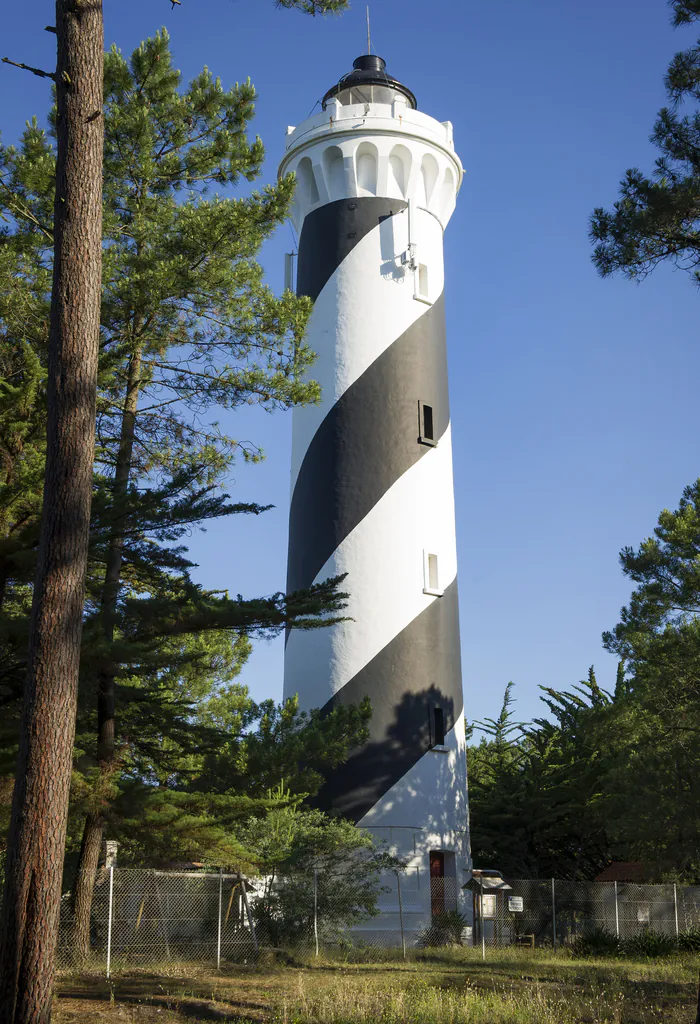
xmin=470 ymin=878 xmax=700 ymax=951
xmin=56 ymin=869 xmax=260 ymax=972
xmin=55 ymin=869 xmax=700 ymax=973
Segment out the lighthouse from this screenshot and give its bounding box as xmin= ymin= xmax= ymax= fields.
xmin=282 ymin=54 xmax=470 ymax=935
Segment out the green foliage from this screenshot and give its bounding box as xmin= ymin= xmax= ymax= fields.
xmin=672 ymin=2 xmax=700 ymax=28
xmin=622 ymin=929 xmax=679 ymax=958
xmin=196 ymin=694 xmax=371 ymax=801
xmin=590 ymin=4 xmax=700 ymax=283
xmin=88 ymin=29 xmax=318 ymax=482
xmin=603 ymin=479 xmax=700 ymax=660
xmin=241 ymin=805 xmax=398 ymax=946
xmin=600 ymin=480 xmax=700 ymax=877
xmin=678 ymin=926 xmax=700 ymax=950
xmin=570 ymin=926 xmax=621 ymax=958
xmin=69 ymin=688 xmax=369 ymax=869
xmin=418 ymin=909 xmax=469 ymax=947
xmin=468 ymin=674 xmax=610 ymax=879
xmin=469 ymin=475 xmax=700 ymax=883
xmin=276 ymin=0 xmax=348 ymax=13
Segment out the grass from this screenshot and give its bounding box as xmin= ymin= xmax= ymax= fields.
xmin=54 ymin=948 xmax=700 ymax=1023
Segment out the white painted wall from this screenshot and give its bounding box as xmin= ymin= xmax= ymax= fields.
xmin=280 ymin=101 xmax=462 ymax=234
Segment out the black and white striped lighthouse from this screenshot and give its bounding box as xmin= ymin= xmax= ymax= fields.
xmin=282 ymin=55 xmax=470 ymax=928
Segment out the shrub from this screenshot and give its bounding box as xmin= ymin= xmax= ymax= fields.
xmin=418 ymin=910 xmax=468 ymax=947
xmin=570 ymin=926 xmax=621 ymax=957
xmin=678 ymin=927 xmax=700 ymax=952
xmin=622 ymin=929 xmax=678 ymax=957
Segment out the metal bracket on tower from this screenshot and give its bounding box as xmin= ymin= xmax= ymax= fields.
xmin=401 ymin=245 xmax=417 ymax=272
xmin=284 ymin=252 xmax=297 ymax=292
xmin=401 ymin=199 xmax=418 ymax=271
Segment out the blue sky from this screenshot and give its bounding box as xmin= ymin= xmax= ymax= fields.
xmin=2 ymin=0 xmax=699 ymax=730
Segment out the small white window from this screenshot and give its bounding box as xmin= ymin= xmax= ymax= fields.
xmin=419 ymin=264 xmax=428 ymax=295
xmin=415 ymin=263 xmax=430 ymax=303
xmin=637 ymin=904 xmax=651 ymax=925
xmin=423 ymin=551 xmax=443 ymax=597
xmin=428 ymin=554 xmax=438 ymax=589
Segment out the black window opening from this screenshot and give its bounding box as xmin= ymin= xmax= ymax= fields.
xmin=418 ymin=400 xmax=437 ymax=447
xmin=432 ymin=705 xmax=446 ymax=747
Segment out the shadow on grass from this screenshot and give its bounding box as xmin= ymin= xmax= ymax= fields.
xmin=58 ymin=974 xmax=270 ymax=1022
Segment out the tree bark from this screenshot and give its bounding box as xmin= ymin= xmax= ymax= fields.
xmin=69 ymin=815 xmax=103 ymax=963
xmin=70 ymin=346 xmax=142 ymax=962
xmin=0 ymin=2 xmax=104 ymax=1020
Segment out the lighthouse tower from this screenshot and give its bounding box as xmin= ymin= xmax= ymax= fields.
xmin=282 ymin=55 xmax=470 ymax=935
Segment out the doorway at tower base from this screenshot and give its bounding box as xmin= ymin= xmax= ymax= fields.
xmin=352 ymin=825 xmax=473 ymax=948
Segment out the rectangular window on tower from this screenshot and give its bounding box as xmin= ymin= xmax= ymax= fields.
xmin=423 ymin=551 xmax=443 ymax=597
xmin=433 ymin=706 xmax=446 ymax=747
xmin=418 ymin=400 xmax=437 ymax=447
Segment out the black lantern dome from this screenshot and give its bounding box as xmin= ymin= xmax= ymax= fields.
xmin=322 ymin=55 xmax=417 ymax=111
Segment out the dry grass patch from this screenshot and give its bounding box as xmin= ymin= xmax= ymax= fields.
xmin=53 ymin=950 xmax=700 ymax=1024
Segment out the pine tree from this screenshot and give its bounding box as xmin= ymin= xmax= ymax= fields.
xmin=467 ymin=683 xmax=530 ymax=874
xmin=599 ymin=479 xmax=700 ymax=876
xmin=70 ymin=33 xmax=332 ymax=950
xmin=590 ymin=2 xmax=700 ymax=282
xmin=468 ymin=674 xmax=613 ymax=879
xmin=0 ymin=8 xmax=349 ymax=1003
xmin=103 ymin=692 xmax=371 ymax=869
xmin=0 ymin=240 xmax=48 ymax=706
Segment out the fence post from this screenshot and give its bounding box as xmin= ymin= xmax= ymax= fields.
xmin=106 ymin=864 xmax=114 ymax=980
xmin=480 ymin=877 xmax=486 ymax=962
xmin=674 ymin=883 xmax=679 ymax=938
xmin=313 ymin=868 xmax=319 ymax=958
xmin=396 ymin=872 xmax=406 ymax=960
xmin=152 ymin=870 xmax=172 ymax=960
xmin=614 ymin=881 xmax=620 ymax=939
xmin=551 ymin=878 xmax=557 ymax=951
xmin=217 ymin=870 xmax=223 ymax=969
xmin=240 ymin=875 xmax=258 ymax=953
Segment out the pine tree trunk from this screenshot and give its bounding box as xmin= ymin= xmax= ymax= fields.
xmin=69 ymin=815 xmax=103 ymax=965
xmin=70 ymin=345 xmax=142 ymax=963
xmin=0 ymin=2 xmax=104 ymax=1021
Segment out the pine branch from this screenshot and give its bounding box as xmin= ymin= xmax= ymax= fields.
xmin=1 ymin=57 xmax=56 ymax=81
xmin=0 ymin=176 xmax=54 ymax=241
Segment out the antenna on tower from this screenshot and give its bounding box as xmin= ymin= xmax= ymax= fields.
xmin=366 ymin=6 xmax=371 ymax=54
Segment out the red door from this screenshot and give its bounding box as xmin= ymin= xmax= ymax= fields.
xmin=429 ymin=851 xmax=445 ymax=917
